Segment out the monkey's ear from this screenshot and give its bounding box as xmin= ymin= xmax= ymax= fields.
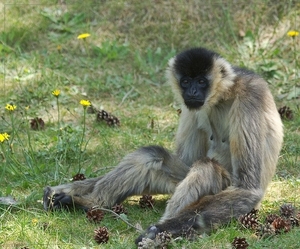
xmin=166 ymin=56 xmax=177 ymax=80
xmin=167 ymin=57 xmax=175 ymax=68
xmin=212 ymin=57 xmax=236 ymax=85
xmin=167 ymin=56 xmax=180 ymax=81
xmin=166 ymin=56 xmax=185 ymax=104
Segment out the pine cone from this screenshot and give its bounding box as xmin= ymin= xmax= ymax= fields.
xmin=255 ymin=223 xmax=276 ymax=238
xmin=112 ymin=204 xmax=127 ymax=215
xmin=238 ymin=209 xmax=259 ymax=229
xmin=231 ymin=237 xmax=249 ymax=249
xmin=137 ymin=232 xmax=172 ymax=249
xmin=289 ymin=216 xmax=299 ymax=227
xmin=278 ymin=106 xmax=287 ymax=118
xmin=271 ymin=217 xmax=291 ymax=234
xmin=72 ymin=173 xmax=86 ymax=181
xmin=96 ymin=109 xmax=120 ymax=126
xmin=96 ymin=110 xmax=109 ymax=121
xmin=106 ymin=115 xmax=120 ymax=126
xmin=285 ymin=109 xmax=293 ymax=120
xmin=94 ymin=227 xmax=109 ymax=244
xmin=30 ymin=117 xmax=45 ymax=130
xmin=280 ymin=203 xmax=295 ymax=218
xmin=278 ymin=106 xmax=293 ymax=120
xmin=154 ymin=231 xmax=172 ymax=248
xmin=137 ymin=238 xmax=155 ymax=249
xmin=86 ymin=208 xmax=105 ymax=223
xmin=181 ymin=226 xmax=197 ymax=240
xmin=265 ymin=213 xmax=280 ymax=224
xmin=139 ymin=195 xmax=155 ymax=209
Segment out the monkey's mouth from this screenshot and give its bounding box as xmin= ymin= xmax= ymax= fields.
xmin=185 ymin=99 xmax=205 ymax=109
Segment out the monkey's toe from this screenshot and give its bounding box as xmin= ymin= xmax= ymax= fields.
xmin=43 ymin=186 xmax=54 ymax=210
xmin=52 ymin=193 xmax=73 ymax=210
xmin=135 ymin=225 xmax=161 ymax=244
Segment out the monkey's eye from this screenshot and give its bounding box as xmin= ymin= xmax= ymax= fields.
xmin=197 ymin=77 xmax=208 ymax=87
xmin=180 ymin=77 xmax=190 ymax=87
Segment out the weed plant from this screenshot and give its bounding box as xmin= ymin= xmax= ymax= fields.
xmin=0 ymin=0 xmax=299 ymax=248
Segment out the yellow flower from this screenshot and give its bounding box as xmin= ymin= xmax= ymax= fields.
xmin=287 ymin=30 xmax=299 ymax=37
xmin=5 ymin=103 xmax=17 ymax=111
xmin=0 ymin=133 xmax=10 ymax=143
xmin=32 ymin=218 xmax=38 ymax=226
xmin=52 ymin=89 xmax=60 ymax=97
xmin=80 ymin=99 xmax=91 ymax=108
xmin=77 ymin=33 xmax=91 ymax=39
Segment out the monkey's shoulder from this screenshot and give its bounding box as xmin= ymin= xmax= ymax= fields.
xmin=232 ymin=66 xmax=252 ymax=74
xmin=232 ymin=66 xmax=269 ymax=95
xmin=233 ymin=66 xmax=268 ymax=83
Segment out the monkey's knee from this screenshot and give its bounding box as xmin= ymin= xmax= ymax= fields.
xmin=192 ymin=158 xmax=231 ymax=192
xmin=161 ymin=158 xmax=231 ymax=221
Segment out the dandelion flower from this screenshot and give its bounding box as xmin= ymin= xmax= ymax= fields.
xmin=5 ymin=103 xmax=17 ymax=111
xmin=77 ymin=33 xmax=91 ymax=39
xmin=3 ymin=133 xmax=9 ymax=140
xmin=80 ymin=99 xmax=91 ymax=108
xmin=287 ymin=30 xmax=299 ymax=37
xmin=0 ymin=133 xmax=10 ymax=142
xmin=52 ymin=89 xmax=60 ymax=97
xmin=32 ymin=218 xmax=38 ymax=226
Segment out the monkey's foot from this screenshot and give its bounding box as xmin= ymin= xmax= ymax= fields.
xmin=43 ymin=186 xmax=73 ymax=211
xmin=135 ymin=225 xmax=161 ymax=244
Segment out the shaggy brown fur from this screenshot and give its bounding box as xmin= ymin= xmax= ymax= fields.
xmin=43 ymin=48 xmax=283 ymax=244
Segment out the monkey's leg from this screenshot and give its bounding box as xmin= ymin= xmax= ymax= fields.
xmin=136 ymin=187 xmax=262 ymax=243
xmin=159 ymin=158 xmax=231 ymax=223
xmin=43 ymin=177 xmax=101 ymax=210
xmin=43 ymin=146 xmax=190 ymax=210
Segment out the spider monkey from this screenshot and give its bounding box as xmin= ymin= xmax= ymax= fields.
xmin=43 ymin=47 xmax=283 ymax=243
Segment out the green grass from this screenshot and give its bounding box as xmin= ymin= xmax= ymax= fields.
xmin=0 ymin=0 xmax=299 ymax=248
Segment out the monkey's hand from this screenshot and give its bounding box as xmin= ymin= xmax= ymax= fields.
xmin=43 ymin=186 xmax=73 ymax=211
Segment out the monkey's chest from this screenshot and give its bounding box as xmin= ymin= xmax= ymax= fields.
xmin=205 ymin=123 xmax=231 ymax=171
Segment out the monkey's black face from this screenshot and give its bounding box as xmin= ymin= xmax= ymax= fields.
xmin=180 ymin=75 xmax=209 ymax=109
xmin=174 ymin=47 xmax=216 ymax=109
